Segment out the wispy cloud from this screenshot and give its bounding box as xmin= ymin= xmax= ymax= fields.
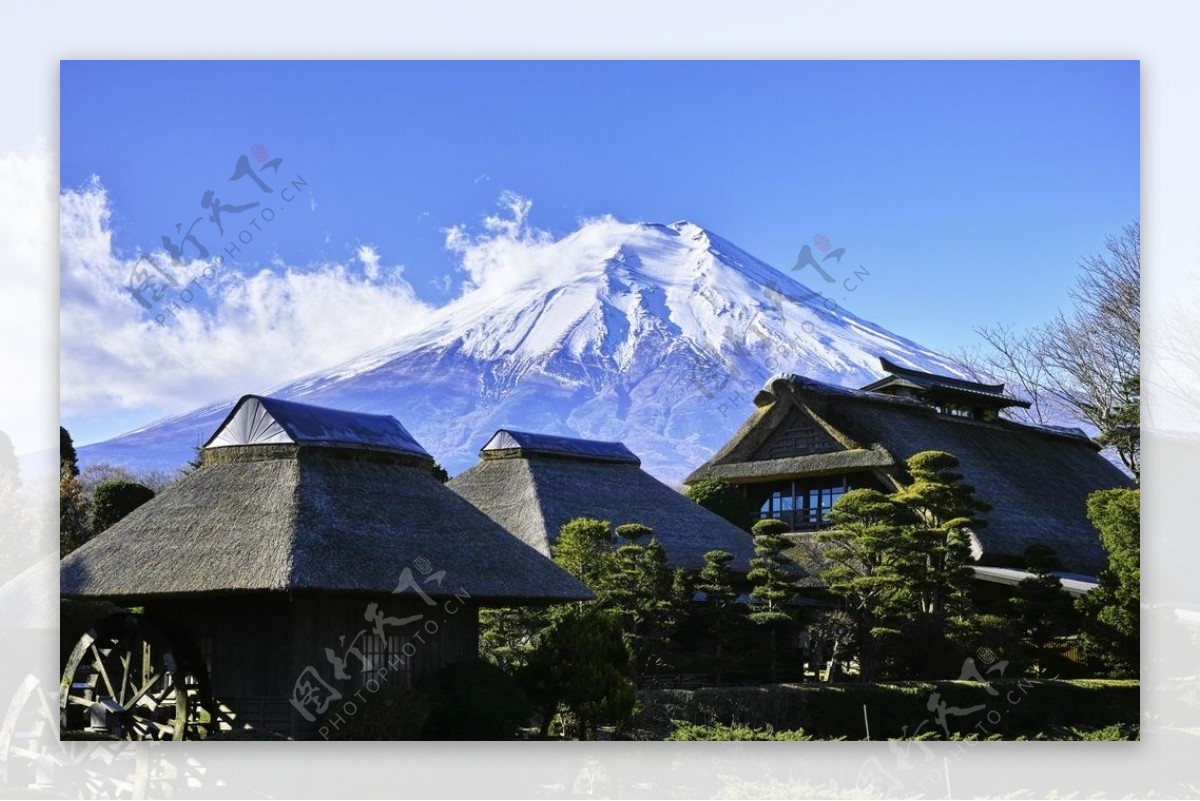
xmin=60 ymin=176 xmax=433 ymax=434
xmin=442 ymin=189 xmax=627 ymax=301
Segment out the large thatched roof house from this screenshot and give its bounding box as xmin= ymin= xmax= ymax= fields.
xmin=60 ymin=395 xmax=590 ymax=739
xmin=686 ymin=361 xmax=1134 ymax=577
xmin=448 ymin=429 xmax=756 ymax=572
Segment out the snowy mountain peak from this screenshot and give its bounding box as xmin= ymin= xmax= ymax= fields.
xmin=80 ymin=218 xmax=962 ymax=482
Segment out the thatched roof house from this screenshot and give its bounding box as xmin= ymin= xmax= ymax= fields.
xmin=60 ymin=395 xmax=590 ymax=738
xmin=61 ymin=395 xmax=590 ymax=603
xmin=448 ymin=429 xmax=756 ymax=572
xmin=687 ymin=364 xmax=1134 ymax=577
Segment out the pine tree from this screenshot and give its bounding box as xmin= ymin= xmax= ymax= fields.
xmin=1007 ymin=544 xmax=1077 ymax=676
xmin=552 ymin=517 xmax=615 ymax=596
xmin=695 ymin=549 xmax=743 ymax=683
xmin=887 ymin=452 xmax=986 ymax=675
xmin=606 ymin=525 xmax=676 ymax=681
xmin=816 ymin=451 xmax=988 ymax=679
xmin=818 ymin=487 xmax=911 ymax=681
xmin=747 ymin=518 xmax=794 ymax=682
xmin=520 ymin=606 xmax=635 ymax=739
xmin=479 ymin=605 xmax=549 ymax=673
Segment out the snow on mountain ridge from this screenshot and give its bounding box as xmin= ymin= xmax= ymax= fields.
xmin=78 ymin=218 xmax=964 ymax=482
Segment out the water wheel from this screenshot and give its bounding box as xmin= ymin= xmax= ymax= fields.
xmin=59 ymin=613 xmax=213 ymax=741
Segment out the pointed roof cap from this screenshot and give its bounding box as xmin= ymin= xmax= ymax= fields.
xmin=204 ymin=395 xmax=432 ymax=459
xmin=481 ymin=429 xmax=639 ymax=465
xmin=861 ymin=357 xmax=1031 ymax=409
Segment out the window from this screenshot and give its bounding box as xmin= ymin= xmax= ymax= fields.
xmin=757 ymin=478 xmax=849 ymax=530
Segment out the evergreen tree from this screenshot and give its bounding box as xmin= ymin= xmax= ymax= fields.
xmin=1076 ymin=488 xmax=1139 ymax=677
xmin=59 ymin=462 xmax=92 ymax=557
xmin=1007 ymin=544 xmax=1077 ymax=676
xmin=817 ymin=451 xmax=987 ymax=679
xmin=818 ymin=488 xmax=911 ymax=681
xmin=520 ymin=606 xmax=635 ymax=739
xmin=887 ymin=452 xmax=986 ymax=676
xmin=479 ymin=606 xmax=549 ymax=673
xmin=552 ymin=517 xmax=615 ymax=596
xmin=181 ymin=443 xmax=204 ymax=475
xmin=686 ymin=478 xmax=753 ymax=531
xmin=431 ymin=462 xmax=450 ymax=483
xmin=604 ymin=524 xmax=679 ymax=681
xmin=747 ymin=518 xmax=794 ymax=682
xmin=90 ymin=480 xmax=155 ymax=534
xmin=695 ymin=549 xmax=744 ymax=683
xmin=60 ymin=426 xmax=79 ymax=477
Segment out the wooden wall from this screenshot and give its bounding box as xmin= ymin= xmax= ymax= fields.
xmin=151 ymin=592 xmax=479 ymax=739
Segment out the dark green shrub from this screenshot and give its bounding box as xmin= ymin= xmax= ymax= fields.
xmin=636 ymin=679 xmax=1139 ymax=740
xmin=421 ymin=659 xmax=534 ymax=740
xmin=668 ymin=721 xmax=819 ymax=740
xmin=90 ymin=480 xmax=155 ymax=534
xmin=686 ymin=479 xmax=753 ymax=531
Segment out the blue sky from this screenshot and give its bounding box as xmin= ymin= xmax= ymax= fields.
xmin=60 ymin=60 xmax=1138 ymax=444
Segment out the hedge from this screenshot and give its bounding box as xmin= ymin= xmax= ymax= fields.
xmin=636 ymin=680 xmax=1138 ymax=740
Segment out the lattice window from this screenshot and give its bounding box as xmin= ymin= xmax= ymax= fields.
xmin=761 ymin=415 xmax=829 ymax=459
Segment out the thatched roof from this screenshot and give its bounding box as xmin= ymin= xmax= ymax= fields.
xmin=61 ymin=397 xmax=592 ymax=605
xmin=687 ymin=374 xmax=1134 ymax=576
xmin=448 ymin=430 xmax=756 ymax=572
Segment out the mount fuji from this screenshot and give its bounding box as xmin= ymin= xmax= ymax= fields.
xmin=78 ymin=219 xmax=964 ymax=483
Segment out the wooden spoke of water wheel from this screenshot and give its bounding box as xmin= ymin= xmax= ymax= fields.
xmin=59 ymin=613 xmax=213 ymax=742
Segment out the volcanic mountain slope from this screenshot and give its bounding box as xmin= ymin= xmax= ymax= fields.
xmin=80 ymin=219 xmax=963 ymax=482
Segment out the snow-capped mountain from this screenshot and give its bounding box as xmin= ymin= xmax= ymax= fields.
xmin=79 ymin=220 xmax=963 ymax=482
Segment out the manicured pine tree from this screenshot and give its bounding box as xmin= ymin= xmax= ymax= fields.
xmin=1007 ymin=543 xmax=1077 ymax=676
xmin=695 ymin=549 xmax=743 ymax=684
xmin=479 ymin=605 xmax=550 ymax=673
xmin=747 ymin=518 xmax=794 ymax=682
xmin=817 ymin=487 xmax=911 ymax=681
xmin=887 ymin=451 xmax=986 ymax=677
xmin=888 ymin=451 xmax=988 ymax=622
xmin=607 ymin=524 xmax=676 ymax=681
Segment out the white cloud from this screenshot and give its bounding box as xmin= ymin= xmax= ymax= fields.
xmin=357 ymin=244 xmax=382 ymax=280
xmin=59 ymin=178 xmax=433 ymax=435
xmin=442 ymin=190 xmax=630 ymax=302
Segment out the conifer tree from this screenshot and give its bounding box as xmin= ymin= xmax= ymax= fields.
xmin=696 ymin=549 xmax=743 ymax=683
xmin=748 ymin=518 xmax=794 ymax=682
xmin=1007 ymin=544 xmax=1076 ymax=676
xmin=1076 ymin=488 xmax=1139 ymax=677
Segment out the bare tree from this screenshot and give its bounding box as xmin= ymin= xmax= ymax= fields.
xmin=964 ymin=220 xmax=1140 ymax=479
xmin=953 ymin=324 xmax=1057 ymax=425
